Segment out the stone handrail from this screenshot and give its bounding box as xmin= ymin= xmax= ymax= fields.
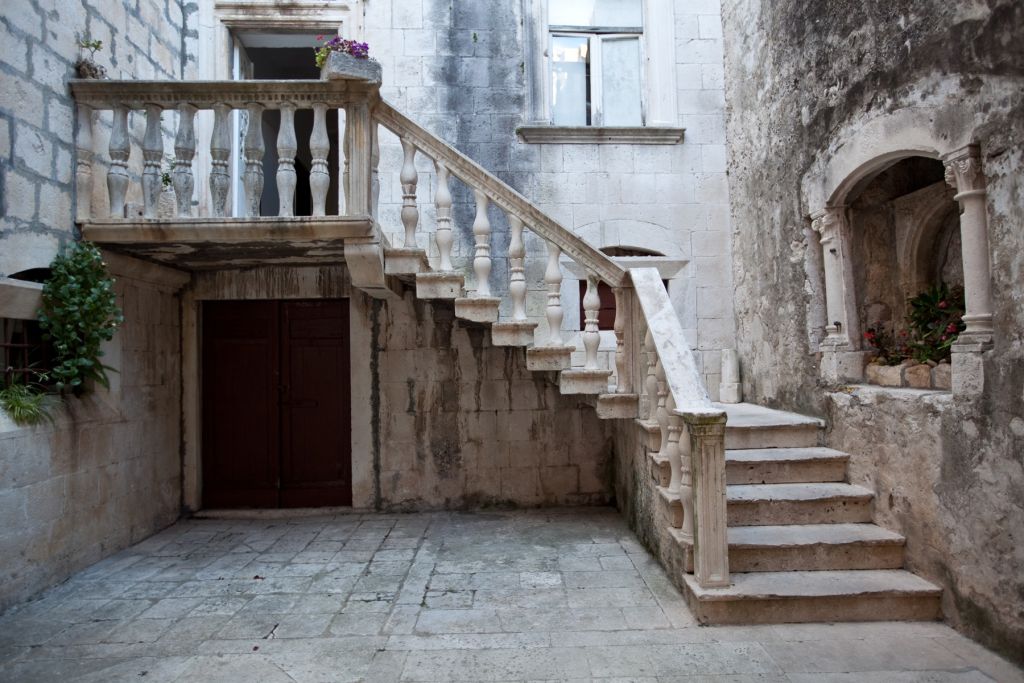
xmin=632 ymin=267 xmax=730 ymax=588
xmin=371 ymin=100 xmax=628 ymax=289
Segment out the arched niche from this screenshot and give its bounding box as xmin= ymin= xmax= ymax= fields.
xmin=802 ymin=98 xmax=996 ymax=394
xmin=848 ymin=157 xmax=962 ymax=337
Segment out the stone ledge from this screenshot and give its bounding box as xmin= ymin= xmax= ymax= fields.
xmin=454 ymin=296 xmax=500 ymax=323
xmin=559 ymin=368 xmax=612 ymax=395
xmin=595 ymin=393 xmax=639 ymax=420
xmin=415 ymin=272 xmax=463 ymax=299
xmin=526 ymin=346 xmax=573 ymax=372
xmin=491 ymin=321 xmax=538 ymax=347
xmin=517 ymin=125 xmax=685 ymax=145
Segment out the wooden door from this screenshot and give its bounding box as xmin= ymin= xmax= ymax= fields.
xmin=202 ymin=300 xmax=351 ymax=508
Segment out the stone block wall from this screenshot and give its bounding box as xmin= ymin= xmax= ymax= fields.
xmin=0 ymin=0 xmax=191 ymax=277
xmin=0 ymin=257 xmax=184 ymax=612
xmin=366 ymin=0 xmax=735 ymax=397
xmin=720 ymin=0 xmax=1024 ymax=661
xmin=367 ymin=290 xmax=614 ymax=510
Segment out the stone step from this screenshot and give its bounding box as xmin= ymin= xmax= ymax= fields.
xmin=727 ymin=483 xmax=874 ymax=526
xmin=726 ymin=447 xmax=849 ymax=485
xmin=682 ymin=569 xmax=942 ymax=624
xmin=721 ymin=403 xmax=824 ymax=450
xmin=726 ymin=523 xmax=905 ymax=572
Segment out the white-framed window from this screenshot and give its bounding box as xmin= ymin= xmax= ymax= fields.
xmin=549 ymin=0 xmax=644 ymax=126
xmin=521 ymin=0 xmax=679 ymax=141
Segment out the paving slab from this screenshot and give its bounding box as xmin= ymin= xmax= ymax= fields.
xmin=0 ymin=508 xmax=1018 ymax=683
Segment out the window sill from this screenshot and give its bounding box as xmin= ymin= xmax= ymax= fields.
xmin=516 ymin=125 xmax=685 ymax=145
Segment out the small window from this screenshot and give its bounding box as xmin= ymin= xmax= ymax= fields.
xmin=550 ymin=0 xmax=643 ymax=127
xmin=2 ymin=318 xmax=52 ymax=387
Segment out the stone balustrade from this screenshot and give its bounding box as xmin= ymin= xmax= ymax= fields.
xmin=69 ymin=78 xmax=380 ymax=222
xmin=631 ymin=267 xmax=730 ymax=588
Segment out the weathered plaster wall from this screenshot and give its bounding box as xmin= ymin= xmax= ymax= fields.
xmin=366 ymin=0 xmax=735 ymax=396
xmin=721 ymin=0 xmax=1024 ymax=659
xmin=369 ymin=290 xmax=614 ymax=510
xmin=0 ymin=0 xmax=192 ymax=277
xmin=0 ymin=256 xmax=184 ymax=612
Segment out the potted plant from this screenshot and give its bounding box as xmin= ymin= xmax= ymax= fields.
xmin=159 ymin=161 xmax=176 ymax=218
xmin=315 ymin=35 xmax=381 ymax=84
xmin=75 ymin=37 xmax=107 ymax=79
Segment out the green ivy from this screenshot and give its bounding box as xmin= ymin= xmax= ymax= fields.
xmin=37 ymin=242 xmax=124 ymax=394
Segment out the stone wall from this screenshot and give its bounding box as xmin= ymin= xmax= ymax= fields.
xmin=371 ymin=291 xmax=614 ymax=510
xmin=367 ymin=0 xmax=735 ymax=396
xmin=720 ymin=0 xmax=1024 ymax=660
xmin=0 ymin=256 xmax=185 ymax=612
xmin=0 ymin=0 xmax=191 ymax=277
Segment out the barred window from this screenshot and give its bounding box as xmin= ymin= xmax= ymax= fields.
xmin=1 ymin=318 xmax=52 ymax=387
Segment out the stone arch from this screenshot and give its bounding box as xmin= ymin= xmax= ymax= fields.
xmin=574 ymin=219 xmax=687 ymax=260
xmin=802 ymin=101 xmax=994 ymax=390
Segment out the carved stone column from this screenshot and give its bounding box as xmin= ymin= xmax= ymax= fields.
xmin=684 ymin=412 xmax=729 ymax=588
xmin=943 ymin=144 xmax=994 ymax=396
xmin=811 ymin=206 xmax=865 ymax=382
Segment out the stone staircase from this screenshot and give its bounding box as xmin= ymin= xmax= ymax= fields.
xmin=673 ymin=403 xmax=942 ymax=624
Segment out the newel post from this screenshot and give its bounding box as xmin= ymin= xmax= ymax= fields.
xmin=684 ymin=411 xmax=730 ymax=588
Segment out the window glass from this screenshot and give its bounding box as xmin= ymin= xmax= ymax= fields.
xmin=550 ymin=0 xmax=643 ymax=29
xmin=601 ymin=37 xmax=642 ymax=125
xmin=551 ymin=35 xmax=590 ymax=126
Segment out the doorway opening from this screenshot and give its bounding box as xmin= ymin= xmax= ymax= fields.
xmin=232 ymin=32 xmax=342 ymax=216
xmin=201 ymin=299 xmax=352 ymax=508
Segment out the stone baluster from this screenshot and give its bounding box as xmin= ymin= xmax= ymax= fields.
xmin=613 ymin=288 xmax=631 ymax=393
xmin=508 ymin=215 xmax=527 ymax=321
xmin=684 ymin=412 xmax=729 ymax=587
xmin=544 ymin=241 xmax=564 ymax=345
xmin=654 ymin=358 xmax=669 ymax=462
xmin=173 ymin=104 xmax=197 ymax=217
xmin=643 ymin=328 xmax=658 ymax=420
xmin=242 ymin=103 xmax=264 ymax=217
xmin=141 ymin=104 xmax=163 ymax=219
xmin=371 ymin=122 xmax=380 ymax=218
xmin=582 ymin=274 xmax=601 ymax=369
xmin=310 ymin=102 xmax=330 ymax=216
xmin=209 ymin=103 xmax=232 ymax=217
xmin=400 ymin=138 xmax=419 ymax=248
xmin=678 ymin=417 xmax=694 ymax=539
xmin=74 ymin=104 xmax=93 ymax=222
xmin=665 ymin=392 xmax=682 ymax=495
xmin=277 ymin=102 xmax=297 ymax=217
xmin=342 ymin=110 xmax=350 ymax=213
xmin=434 ymin=160 xmax=454 ymax=271
xmin=107 ymin=105 xmax=130 ymax=218
xmin=471 ymin=189 xmax=493 ymax=297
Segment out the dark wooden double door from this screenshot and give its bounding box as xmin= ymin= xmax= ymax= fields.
xmin=202 ymin=300 xmax=352 ymax=508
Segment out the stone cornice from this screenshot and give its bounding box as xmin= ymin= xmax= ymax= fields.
xmin=516 ymin=125 xmax=685 ymax=145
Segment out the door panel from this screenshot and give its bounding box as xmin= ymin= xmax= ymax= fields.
xmin=202 ymin=299 xmax=351 ymax=508
xmin=280 ymin=300 xmax=352 ymax=507
xmin=201 ymin=301 xmax=280 ymax=508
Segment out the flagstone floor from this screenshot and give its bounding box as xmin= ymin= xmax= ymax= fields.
xmin=0 ymin=508 xmax=1020 ymax=682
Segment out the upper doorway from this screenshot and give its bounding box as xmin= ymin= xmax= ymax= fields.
xmin=201 ymin=299 xmax=352 ymax=508
xmin=230 ymin=32 xmax=341 ymax=216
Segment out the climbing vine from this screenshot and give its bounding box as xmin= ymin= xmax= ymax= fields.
xmin=38 ymin=242 xmax=124 ymax=394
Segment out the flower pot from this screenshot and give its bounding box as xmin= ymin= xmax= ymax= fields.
xmin=75 ymin=58 xmax=106 ymax=79
xmin=320 ymin=51 xmax=382 ymax=85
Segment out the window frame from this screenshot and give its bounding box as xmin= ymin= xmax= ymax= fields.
xmin=548 ymin=29 xmax=647 ymax=127
xmin=521 ymin=0 xmax=680 ymax=142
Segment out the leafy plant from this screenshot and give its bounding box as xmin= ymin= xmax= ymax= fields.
xmin=0 ymin=379 xmax=52 ymax=426
xmin=904 ymin=283 xmax=965 ymax=363
xmin=314 ymin=35 xmax=370 ymax=68
xmin=38 ymin=242 xmax=124 ymax=394
xmin=863 ymin=323 xmax=908 ymax=366
xmin=79 ymin=38 xmax=103 ymax=59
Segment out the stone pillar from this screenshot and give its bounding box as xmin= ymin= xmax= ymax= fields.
xmin=684 ymin=412 xmax=730 ymax=588
xmin=943 ymin=144 xmax=994 ymax=397
xmin=811 ymin=206 xmax=865 ymax=382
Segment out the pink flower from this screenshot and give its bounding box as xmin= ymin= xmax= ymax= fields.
xmin=946 ymin=323 xmax=958 ymax=333
xmin=938 ymin=300 xmax=948 ymax=309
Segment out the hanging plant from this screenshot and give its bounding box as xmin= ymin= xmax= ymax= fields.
xmin=37 ymin=242 xmax=124 ymax=394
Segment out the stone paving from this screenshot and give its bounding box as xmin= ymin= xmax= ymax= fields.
xmin=0 ymin=508 xmax=1020 ymax=683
